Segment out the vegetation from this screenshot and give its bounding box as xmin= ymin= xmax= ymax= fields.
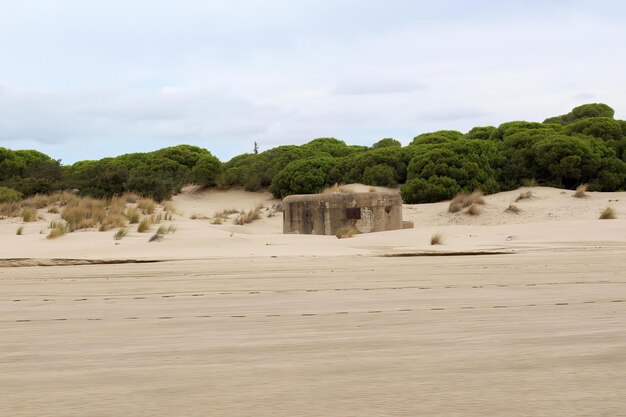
xmin=0 ymin=103 xmax=625 ymax=204
xmin=234 ymin=205 xmax=263 ymax=225
xmin=574 ymin=184 xmax=588 ymax=198
xmin=599 ymin=207 xmax=616 ymax=219
xmin=504 ymin=204 xmax=522 ymax=214
xmin=430 ymin=233 xmax=443 ymax=245
xmin=336 ymin=223 xmax=360 ymax=239
xmin=113 ymin=228 xmax=128 ymax=240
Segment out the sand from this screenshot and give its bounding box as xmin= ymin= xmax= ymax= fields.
xmin=1 ymin=186 xmax=625 ymax=416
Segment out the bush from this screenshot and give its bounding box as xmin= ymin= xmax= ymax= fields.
xmin=270 ymin=157 xmax=341 ymax=198
xmin=362 ymin=164 xmax=397 ymax=187
xmin=192 ymin=153 xmax=223 ymax=186
xmin=401 ymin=176 xmax=461 ymax=204
xmin=371 ymin=138 xmax=402 ymax=149
xmin=0 ymin=186 xmax=22 ymax=203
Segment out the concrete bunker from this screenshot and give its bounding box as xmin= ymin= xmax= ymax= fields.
xmin=282 ymin=191 xmax=407 ymax=235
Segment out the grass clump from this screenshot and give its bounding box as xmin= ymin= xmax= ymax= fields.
xmin=113 ymin=228 xmax=128 ymax=240
xmin=234 ymin=205 xmax=262 ymax=225
xmin=99 ymin=214 xmax=128 ymax=231
xmin=599 ymin=207 xmax=616 ymax=220
xmin=47 ymin=222 xmax=68 ymax=239
xmin=336 ymin=223 xmax=360 ymax=239
xmin=21 ymin=207 xmax=38 ymax=222
xmin=574 ymin=184 xmax=588 ymax=198
xmin=156 ymin=224 xmax=176 ymax=235
xmin=466 ymin=204 xmax=482 ymax=216
xmin=515 ymin=191 xmax=534 ymax=202
xmin=211 ymin=217 xmax=223 ymax=225
xmin=137 ymin=198 xmax=156 ymax=214
xmin=125 ymin=207 xmax=141 ymax=224
xmin=61 ymin=197 xmax=106 ymax=230
xmin=0 ymin=186 xmax=22 ymax=203
xmin=0 ymin=202 xmax=21 ymax=217
xmin=430 ymin=233 xmax=443 ymax=245
xmin=504 ymin=204 xmax=522 ymax=214
xmin=137 ymin=217 xmax=152 ymax=233
xmin=448 ymin=191 xmax=485 ymax=213
xmin=322 ymin=183 xmax=349 ymax=194
xmin=16 ymin=226 xmax=24 ymax=235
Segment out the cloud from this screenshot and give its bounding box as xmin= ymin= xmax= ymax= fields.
xmin=334 ymin=79 xmax=427 ymax=96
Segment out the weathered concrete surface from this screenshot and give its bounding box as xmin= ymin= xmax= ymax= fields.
xmin=283 ymin=192 xmax=403 ymax=235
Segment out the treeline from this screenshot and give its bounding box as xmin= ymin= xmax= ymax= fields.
xmin=1 ymin=103 xmax=625 ymax=204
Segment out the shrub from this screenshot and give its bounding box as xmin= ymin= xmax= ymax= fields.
xmin=113 ymin=228 xmax=128 ymax=240
xmin=234 ymin=205 xmax=262 ymax=225
xmin=466 ymin=204 xmax=482 ymax=216
xmin=191 ymin=153 xmax=223 ymax=186
xmin=0 ymin=202 xmax=21 ymax=217
xmin=47 ymin=223 xmax=68 ymax=239
xmin=157 ymin=224 xmax=176 ymax=235
xmin=270 ymin=157 xmax=341 ymax=198
xmin=574 ymin=184 xmax=588 ymax=198
xmin=125 ymin=207 xmax=141 ymax=223
xmin=515 ymin=191 xmax=534 ymax=202
xmin=0 ymin=186 xmax=23 ymax=203
xmin=599 ymin=207 xmax=616 ymax=219
xmin=137 ymin=217 xmax=152 ymax=233
xmin=430 ymin=233 xmax=443 ymax=245
xmin=61 ymin=197 xmax=106 ymax=230
xmin=448 ymin=191 xmax=485 ymax=213
xmin=336 ymin=224 xmax=359 ymax=239
xmin=21 ymin=208 xmax=37 ymax=222
xmin=16 ymin=226 xmax=24 ymax=235
xmin=504 ymin=204 xmax=522 ymax=214
xmin=401 ymin=176 xmax=461 ymax=204
xmin=137 ymin=198 xmax=156 ymax=214
xmin=362 ymin=164 xmax=397 ymax=187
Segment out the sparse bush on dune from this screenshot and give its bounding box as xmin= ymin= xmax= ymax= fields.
xmin=61 ymin=197 xmax=106 ymax=230
xmin=22 ymin=194 xmax=52 ymax=208
xmin=336 ymin=223 xmax=359 ymax=239
xmin=322 ymin=183 xmax=349 ymax=194
xmin=125 ymin=207 xmax=141 ymax=224
xmin=234 ymin=204 xmax=263 ymax=225
xmin=137 ymin=198 xmax=156 ymax=214
xmin=47 ymin=222 xmax=68 ymax=239
xmin=21 ymin=207 xmax=37 ymax=222
xmin=574 ymin=184 xmax=588 ymax=198
xmin=448 ymin=191 xmax=485 ymax=213
xmin=137 ymin=217 xmax=152 ymax=233
xmin=466 ymin=204 xmax=482 ymax=216
xmin=99 ymin=214 xmax=127 ymax=231
xmin=0 ymin=186 xmax=23 ymax=203
xmin=515 ymin=191 xmax=534 ymax=202
xmin=113 ymin=228 xmax=128 ymax=240
xmin=0 ymin=202 xmax=21 ymax=218
xmin=47 ymin=206 xmax=59 ymax=214
xmin=599 ymin=207 xmax=616 ymax=219
xmin=16 ymin=226 xmax=23 ymax=235
xmin=430 ymin=233 xmax=443 ymax=245
xmin=504 ymin=204 xmax=522 ymax=214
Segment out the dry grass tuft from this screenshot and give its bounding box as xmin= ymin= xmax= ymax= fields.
xmin=515 ymin=190 xmax=534 ymax=202
xmin=599 ymin=207 xmax=616 ymax=220
xmin=234 ymin=205 xmax=262 ymax=225
xmin=99 ymin=214 xmax=127 ymax=231
xmin=47 ymin=223 xmax=68 ymax=239
xmin=22 ymin=194 xmax=51 ymax=209
xmin=113 ymin=228 xmax=128 ymax=240
xmin=122 ymin=192 xmax=141 ymax=204
xmin=574 ymin=184 xmax=588 ymax=198
xmin=47 ymin=206 xmax=60 ymax=214
xmin=210 ymin=217 xmax=223 ymax=224
xmin=157 ymin=224 xmax=176 ymax=235
xmin=466 ymin=204 xmax=482 ymax=216
xmin=137 ymin=217 xmax=152 ymax=233
xmin=61 ymin=197 xmax=106 ymax=230
xmin=449 ymin=191 xmax=485 ymax=213
xmin=162 ymin=201 xmax=176 ymax=214
xmin=0 ymin=202 xmax=21 ymax=217
xmin=430 ymin=233 xmax=443 ymax=245
xmin=336 ymin=223 xmax=360 ymax=239
xmin=138 ymin=198 xmax=156 ymax=214
xmin=16 ymin=226 xmax=24 ymax=235
xmin=125 ymin=207 xmax=141 ymax=224
xmin=504 ymin=204 xmax=522 ymax=214
xmin=21 ymin=207 xmax=38 ymax=222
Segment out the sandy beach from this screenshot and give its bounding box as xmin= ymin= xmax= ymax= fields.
xmin=1 ymin=186 xmax=626 ymax=416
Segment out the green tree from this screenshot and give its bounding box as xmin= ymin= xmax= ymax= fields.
xmin=192 ymin=153 xmax=223 ymax=187
xmin=401 ymin=176 xmax=461 ymax=204
xmin=371 ymin=138 xmax=401 ymax=149
xmin=270 ymin=157 xmax=340 ymax=198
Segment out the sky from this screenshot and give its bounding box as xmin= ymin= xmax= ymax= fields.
xmin=1 ymin=0 xmax=625 ymax=164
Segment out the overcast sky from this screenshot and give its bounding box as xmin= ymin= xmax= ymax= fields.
xmin=1 ymin=0 xmax=625 ymax=163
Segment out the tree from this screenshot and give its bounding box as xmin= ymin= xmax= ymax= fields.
xmin=270 ymin=157 xmax=340 ymax=198
xmin=362 ymin=164 xmax=397 ymax=187
xmin=411 ymin=130 xmax=464 ymax=146
xmin=192 ymin=153 xmax=223 ymax=186
xmin=372 ymin=138 xmax=401 ymax=149
xmin=544 ymin=103 xmax=615 ymax=124
xmin=401 ymin=176 xmax=461 ymax=204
